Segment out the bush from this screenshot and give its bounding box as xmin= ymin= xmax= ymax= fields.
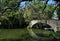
xmin=0 ymin=11 xmax=27 ymax=28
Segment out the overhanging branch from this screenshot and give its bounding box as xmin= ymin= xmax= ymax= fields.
xmin=42 ymin=0 xmax=49 ymax=12
xmin=1 ymin=0 xmax=22 ymax=15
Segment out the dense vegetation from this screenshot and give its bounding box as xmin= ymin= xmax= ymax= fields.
xmin=0 ymin=0 xmax=60 ymax=28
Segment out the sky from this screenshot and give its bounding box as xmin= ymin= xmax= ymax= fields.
xmin=48 ymin=0 xmax=56 ymax=5
xmin=19 ymin=0 xmax=56 ymax=9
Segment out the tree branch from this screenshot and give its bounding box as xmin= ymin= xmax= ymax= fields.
xmin=1 ymin=8 xmax=12 ymax=15
xmin=1 ymin=0 xmax=22 ymax=15
xmin=52 ymin=2 xmax=60 ymax=13
xmin=42 ymin=0 xmax=49 ymax=11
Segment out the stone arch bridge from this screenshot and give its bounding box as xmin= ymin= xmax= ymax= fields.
xmin=29 ymin=20 xmax=60 ymax=32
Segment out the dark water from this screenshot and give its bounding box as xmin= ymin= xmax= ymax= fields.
xmin=0 ymin=38 xmax=60 ymax=41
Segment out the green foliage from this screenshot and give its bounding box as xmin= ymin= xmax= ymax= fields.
xmin=0 ymin=10 xmax=25 ymax=28
xmin=45 ymin=5 xmax=54 ymax=12
xmin=23 ymin=1 xmax=56 ymax=21
xmin=0 ymin=16 xmax=8 ymax=21
xmin=24 ymin=7 xmax=32 ymax=21
xmin=0 ymin=0 xmax=60 ymax=28
xmin=57 ymin=6 xmax=60 ymax=19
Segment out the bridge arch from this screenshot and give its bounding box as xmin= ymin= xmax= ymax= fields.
xmin=29 ymin=20 xmax=57 ymax=32
xmin=27 ymin=20 xmax=57 ymax=39
xmin=32 ymin=22 xmax=53 ymax=31
xmin=27 ymin=20 xmax=52 ymax=39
